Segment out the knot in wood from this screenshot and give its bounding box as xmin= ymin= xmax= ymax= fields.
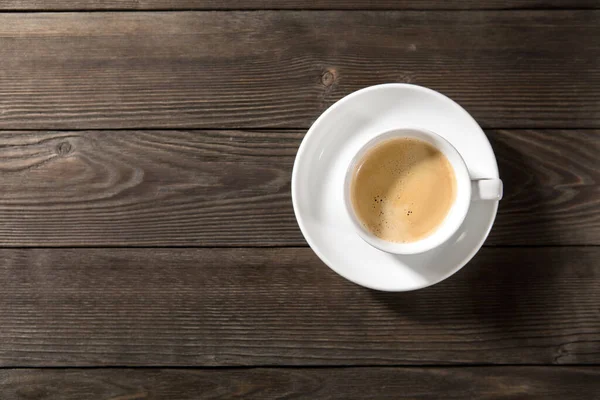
xmin=56 ymin=141 xmax=72 ymax=156
xmin=321 ymin=70 xmax=336 ymax=87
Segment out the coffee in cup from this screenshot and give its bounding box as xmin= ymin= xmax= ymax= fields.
xmin=344 ymin=127 xmax=502 ymax=255
xmin=350 ymin=137 xmax=456 ymax=243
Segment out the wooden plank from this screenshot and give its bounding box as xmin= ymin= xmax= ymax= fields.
xmin=490 ymin=129 xmax=600 ymax=245
xmin=0 ymin=129 xmax=598 ymax=246
xmin=0 ymin=247 xmax=598 ymax=366
xmin=1 ymin=1 xmax=598 ymax=10
xmin=0 ymin=11 xmax=598 ymax=129
xmin=0 ymin=129 xmax=301 ymax=246
xmin=1 ymin=367 xmax=599 ymax=399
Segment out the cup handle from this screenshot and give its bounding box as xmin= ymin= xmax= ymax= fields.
xmin=471 ymin=179 xmax=503 ymax=201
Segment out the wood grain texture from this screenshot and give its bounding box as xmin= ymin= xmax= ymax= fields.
xmin=0 ymin=11 xmax=598 ymax=129
xmin=1 ymin=0 xmax=598 ymax=10
xmin=0 ymin=129 xmax=598 ymax=246
xmin=1 ymin=367 xmax=600 ymax=399
xmin=491 ymin=129 xmax=600 ymax=245
xmin=0 ymin=247 xmax=598 ymax=366
xmin=0 ymin=129 xmax=301 ymax=246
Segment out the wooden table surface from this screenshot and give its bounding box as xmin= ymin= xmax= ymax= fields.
xmin=1 ymin=1 xmax=599 ymax=399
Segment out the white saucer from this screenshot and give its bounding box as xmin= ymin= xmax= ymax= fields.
xmin=291 ymin=84 xmax=500 ymax=291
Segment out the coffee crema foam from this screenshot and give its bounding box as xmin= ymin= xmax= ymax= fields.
xmin=350 ymin=137 xmax=456 ymax=243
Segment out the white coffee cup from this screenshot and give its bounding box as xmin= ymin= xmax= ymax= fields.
xmin=343 ymin=127 xmax=503 ymax=255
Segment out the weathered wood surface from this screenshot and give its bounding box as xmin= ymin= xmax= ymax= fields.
xmin=0 ymin=11 xmax=598 ymax=129
xmin=2 ymin=0 xmax=599 ymax=10
xmin=0 ymin=129 xmax=597 ymax=246
xmin=0 ymin=247 xmax=598 ymax=366
xmin=1 ymin=3 xmax=598 ymax=398
xmin=1 ymin=367 xmax=600 ymax=400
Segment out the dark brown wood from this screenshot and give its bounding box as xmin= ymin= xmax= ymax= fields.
xmin=0 ymin=129 xmax=597 ymax=246
xmin=0 ymin=247 xmax=598 ymax=366
xmin=1 ymin=367 xmax=600 ymax=399
xmin=1 ymin=0 xmax=598 ymax=10
xmin=491 ymin=129 xmax=600 ymax=245
xmin=0 ymin=4 xmax=596 ymax=399
xmin=0 ymin=129 xmax=301 ymax=246
xmin=0 ymin=11 xmax=598 ymax=129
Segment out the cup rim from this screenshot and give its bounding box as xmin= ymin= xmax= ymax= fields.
xmin=343 ymin=127 xmax=472 ymax=255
